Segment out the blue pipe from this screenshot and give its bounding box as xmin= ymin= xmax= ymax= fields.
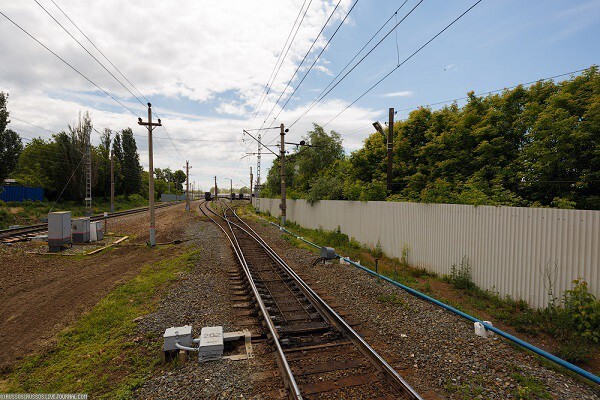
xmin=262 ymin=216 xmax=600 ymax=385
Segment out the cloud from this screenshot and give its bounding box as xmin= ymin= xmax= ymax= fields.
xmin=382 ymin=91 xmax=413 ymax=98
xmin=0 ymin=0 xmax=361 ymax=190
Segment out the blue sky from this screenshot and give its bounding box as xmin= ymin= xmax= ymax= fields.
xmin=1 ymin=0 xmax=598 ymax=191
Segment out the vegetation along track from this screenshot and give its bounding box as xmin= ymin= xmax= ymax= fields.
xmin=200 ymin=199 xmax=421 ymax=400
xmin=0 ymin=203 xmax=174 ymax=243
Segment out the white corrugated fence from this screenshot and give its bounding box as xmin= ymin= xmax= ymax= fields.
xmin=254 ymin=197 xmax=599 ymax=308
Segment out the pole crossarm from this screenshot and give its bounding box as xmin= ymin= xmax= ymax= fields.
xmin=243 ymin=130 xmax=280 ymax=157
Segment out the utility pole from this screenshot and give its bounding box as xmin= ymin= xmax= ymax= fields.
xmin=279 ymin=123 xmax=286 ymax=226
xmin=137 ymin=103 xmax=162 ymax=247
xmin=110 ymin=150 xmax=115 ymax=213
xmin=250 ymin=167 xmax=253 ymax=203
xmin=230 ymin=178 xmax=233 ymax=200
xmin=185 ymin=161 xmax=190 ymax=211
xmin=214 ymin=176 xmax=218 ymax=200
xmin=256 ymin=133 xmax=261 ymax=211
xmin=387 ymin=107 xmax=394 ymax=192
xmin=85 ymin=127 xmax=92 ymax=216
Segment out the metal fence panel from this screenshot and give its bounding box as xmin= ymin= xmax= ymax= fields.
xmin=0 ymin=186 xmax=44 ymax=202
xmin=254 ymin=198 xmax=600 ymax=308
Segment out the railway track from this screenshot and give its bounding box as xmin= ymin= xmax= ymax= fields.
xmin=0 ymin=202 xmax=175 ymax=243
xmin=200 ymin=199 xmax=422 ymax=400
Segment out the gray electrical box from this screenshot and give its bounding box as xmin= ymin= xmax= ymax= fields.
xmin=73 ymin=217 xmax=90 ymax=243
xmin=199 ymin=326 xmax=223 ymax=360
xmin=95 ymin=221 xmax=104 ymax=241
xmin=163 ymin=325 xmax=193 ymax=351
xmin=48 ymin=211 xmax=72 ymax=251
xmin=321 ymin=247 xmax=336 ymax=259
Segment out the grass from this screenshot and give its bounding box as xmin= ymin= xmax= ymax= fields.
xmin=2 ymin=247 xmax=199 ymax=399
xmin=0 ymin=195 xmax=152 ymax=229
xmin=250 ymin=207 xmax=599 ymax=372
xmin=508 ymin=365 xmax=552 ymax=399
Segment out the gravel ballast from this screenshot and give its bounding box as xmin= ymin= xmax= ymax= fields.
xmin=247 ymin=215 xmax=600 ymax=400
xmin=134 ymin=210 xmax=283 ymax=399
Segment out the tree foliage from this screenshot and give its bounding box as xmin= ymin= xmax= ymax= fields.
xmin=261 ymin=67 xmax=599 ymax=209
xmin=0 ymin=93 xmax=23 ymax=184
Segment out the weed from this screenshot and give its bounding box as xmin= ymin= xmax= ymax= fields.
xmin=556 ymin=339 xmax=592 ymax=363
xmin=449 ymin=255 xmax=475 ymax=290
xmin=372 ymin=239 xmax=383 ymax=259
xmin=376 ymin=293 xmax=407 ymax=308
xmin=400 ymin=244 xmax=410 ymax=268
xmin=419 ymin=282 xmax=432 ymax=294
xmin=511 ymin=372 xmax=551 ymax=399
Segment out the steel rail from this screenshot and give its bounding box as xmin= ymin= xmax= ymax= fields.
xmin=0 ymin=203 xmax=174 ymax=241
xmin=223 ymin=202 xmax=422 ymax=400
xmin=199 ymin=200 xmax=303 ymax=400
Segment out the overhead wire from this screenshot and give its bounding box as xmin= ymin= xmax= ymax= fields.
xmin=0 ymin=11 xmax=139 ymax=117
xmin=246 ymin=0 xmax=313 ymax=129
xmin=323 ymin=0 xmax=485 ymax=127
xmin=266 ymin=0 xmax=360 ymax=128
xmin=35 ymin=1 xmax=187 ymax=162
xmin=34 ymin=0 xmax=146 ymax=108
xmin=48 ymin=0 xmax=151 ymax=105
xmin=289 ymin=0 xmax=423 ymax=128
xmin=260 ymin=0 xmax=347 ymax=128
xmin=257 ymin=0 xmax=315 ymax=129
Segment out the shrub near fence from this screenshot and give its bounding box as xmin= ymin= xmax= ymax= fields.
xmin=255 ymin=198 xmax=599 ymax=308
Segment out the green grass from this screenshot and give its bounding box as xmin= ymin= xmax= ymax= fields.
xmin=376 ymin=293 xmax=407 ymax=308
xmin=2 ymin=248 xmax=199 ymax=399
xmin=0 ymin=195 xmax=150 ymax=229
xmin=508 ymin=365 xmax=552 ymax=399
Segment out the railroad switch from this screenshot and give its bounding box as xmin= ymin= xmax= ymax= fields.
xmin=162 ymin=325 xmax=253 ymax=363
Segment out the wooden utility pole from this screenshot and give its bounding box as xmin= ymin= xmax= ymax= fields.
xmin=279 ymin=123 xmax=286 ymax=226
xmin=110 ymin=150 xmax=115 ymax=213
xmin=387 ymin=107 xmax=394 ymax=192
xmin=230 ymin=179 xmax=233 ymax=200
xmin=137 ymin=103 xmax=162 ymax=247
xmin=214 ymin=176 xmax=218 ymax=200
xmin=185 ymin=161 xmax=190 ymax=211
xmin=250 ymin=167 xmax=253 ymax=203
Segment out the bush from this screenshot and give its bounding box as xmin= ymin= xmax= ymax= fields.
xmin=448 ymin=256 xmax=475 ymax=290
xmin=562 ymin=278 xmax=600 ymax=342
xmin=372 ymin=239 xmax=383 ymax=258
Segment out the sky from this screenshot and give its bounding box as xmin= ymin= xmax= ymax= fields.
xmin=1 ymin=0 xmax=598 ymax=192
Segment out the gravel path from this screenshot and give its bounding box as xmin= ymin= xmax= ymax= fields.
xmin=247 ymin=216 xmax=600 ymax=400
xmin=134 ymin=209 xmax=283 ymax=399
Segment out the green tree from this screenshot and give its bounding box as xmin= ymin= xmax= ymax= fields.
xmin=121 ymin=128 xmax=142 ymax=197
xmin=173 ymin=169 xmax=186 ymax=191
xmin=0 ymin=93 xmax=23 ymax=183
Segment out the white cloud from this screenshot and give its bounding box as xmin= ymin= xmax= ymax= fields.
xmin=1 ymin=0 xmax=367 ymax=190
xmin=382 ymin=91 xmax=413 ymax=98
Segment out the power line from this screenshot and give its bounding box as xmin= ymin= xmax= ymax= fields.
xmin=290 ymin=0 xmax=423 ymax=128
xmin=395 ymin=67 xmax=593 ymax=113
xmin=267 ymin=0 xmax=360 ymax=128
xmin=323 ymin=0 xmax=485 ymax=127
xmin=36 ymin=1 xmax=188 ymax=161
xmin=257 ymin=0 xmax=315 ymax=128
xmin=0 ymin=11 xmax=139 ymax=116
xmin=48 ymin=0 xmax=151 ymax=105
xmin=34 ymin=0 xmax=146 ymax=108
xmin=10 ymin=116 xmax=54 ymax=133
xmin=247 ymin=0 xmax=313 ymax=129
xmin=260 ymin=0 xmax=347 ymax=126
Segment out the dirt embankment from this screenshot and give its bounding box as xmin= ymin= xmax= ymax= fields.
xmin=0 ymin=202 xmax=197 ymax=371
